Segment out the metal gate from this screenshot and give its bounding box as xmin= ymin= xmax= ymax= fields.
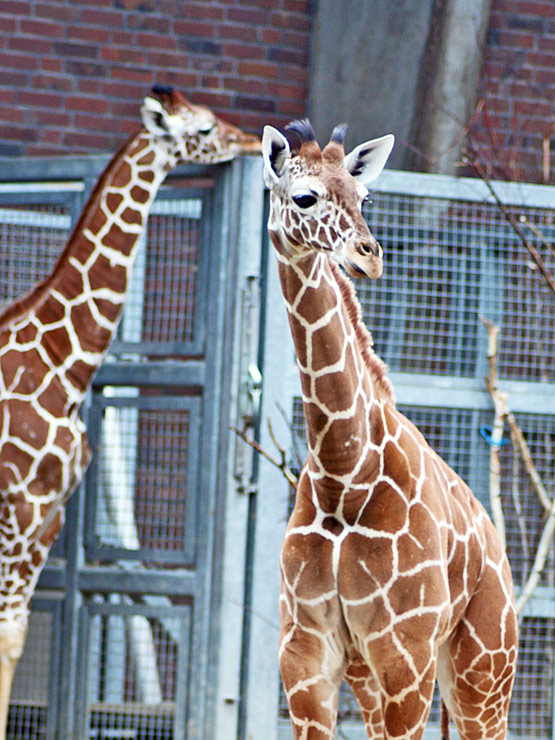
xmin=0 ymin=153 xmax=264 ymax=740
xmin=250 ymin=171 xmax=555 ymax=739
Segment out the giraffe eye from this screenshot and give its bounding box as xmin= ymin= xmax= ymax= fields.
xmin=198 ymin=123 xmax=215 ymax=134
xmin=292 ymin=193 xmax=317 ymax=209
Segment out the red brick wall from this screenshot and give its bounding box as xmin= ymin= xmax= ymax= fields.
xmin=471 ymin=0 xmax=554 ymax=183
xmin=0 ymin=0 xmax=312 ymax=156
xmin=0 ymin=0 xmax=553 ymax=184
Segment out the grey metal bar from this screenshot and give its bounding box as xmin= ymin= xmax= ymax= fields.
xmin=78 ymin=566 xmax=197 ymax=597
xmin=391 ymin=371 xmax=555 ymax=413
xmin=93 ymin=393 xmax=200 ymax=411
xmin=0 ymin=154 xmax=226 ymax=184
xmin=374 ymin=168 xmax=555 ymax=209
xmin=93 ymin=359 xmax=205 ymax=387
xmin=36 ymin=564 xmax=66 ymax=590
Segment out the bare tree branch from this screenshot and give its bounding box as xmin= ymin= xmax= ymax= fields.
xmin=518 ymin=214 xmax=555 ymax=261
xmin=230 ymin=424 xmax=298 ymax=489
xmin=464 ymin=150 xmax=555 ymax=297
xmin=481 ymin=315 xmax=507 ymax=548
xmin=516 ymin=496 xmax=555 ymax=615
xmin=481 ymin=317 xmax=555 ymax=616
xmin=276 ymin=401 xmax=304 ymax=472
xmin=510 ymin=434 xmax=529 ymax=587
xmin=505 ymin=411 xmax=553 ymax=514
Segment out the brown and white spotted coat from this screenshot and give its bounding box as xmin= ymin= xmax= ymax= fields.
xmin=0 ymin=85 xmax=260 ymax=737
xmin=262 ymin=120 xmax=517 ymax=740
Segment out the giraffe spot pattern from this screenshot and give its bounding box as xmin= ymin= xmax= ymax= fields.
xmin=272 ymin=202 xmax=518 ymax=737
xmin=0 ymin=101 xmax=261 ymax=647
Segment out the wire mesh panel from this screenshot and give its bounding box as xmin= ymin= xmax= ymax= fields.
xmin=7 ymin=597 xmax=61 ymax=740
xmin=85 ymin=393 xmax=201 ymax=564
xmin=358 ymin=193 xmax=555 ymax=382
xmin=500 ymin=412 xmax=555 ymax=590
xmin=510 ymin=617 xmax=555 ymax=739
xmin=0 ymin=204 xmax=71 ymax=312
xmin=0 ymin=156 xmax=261 ymax=740
xmin=112 ymin=194 xmax=210 ymax=357
xmin=79 ymin=599 xmax=188 ymax=740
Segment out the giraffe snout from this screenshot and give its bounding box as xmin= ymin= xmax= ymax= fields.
xmin=343 ymin=238 xmax=383 ymax=280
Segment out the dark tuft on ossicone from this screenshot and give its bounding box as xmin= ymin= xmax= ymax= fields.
xmin=285 ymin=118 xmax=316 ymax=143
xmin=152 ymin=84 xmax=174 ymax=98
xmin=330 ymin=123 xmax=348 ymax=144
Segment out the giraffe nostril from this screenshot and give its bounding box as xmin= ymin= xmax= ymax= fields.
xmin=357 ymin=241 xmax=381 ymax=258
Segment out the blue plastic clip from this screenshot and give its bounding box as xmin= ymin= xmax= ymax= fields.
xmin=479 ymin=425 xmax=509 ymax=448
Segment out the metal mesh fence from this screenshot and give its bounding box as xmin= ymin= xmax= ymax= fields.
xmin=0 ymin=197 xmax=205 ymax=354
xmin=0 ymin=205 xmax=70 ymax=312
xmin=113 ymin=198 xmax=205 ymax=354
xmin=141 ymin=201 xmax=202 ymax=346
xmin=90 ymin=397 xmax=198 ymax=563
xmin=359 ymin=192 xmax=555 ymax=382
xmin=7 ymin=606 xmax=54 ymax=740
xmin=280 ymin=182 xmax=555 ymax=737
xmin=82 ymin=600 xmax=187 ymax=740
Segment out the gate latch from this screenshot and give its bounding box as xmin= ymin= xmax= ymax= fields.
xmin=245 ymin=363 xmax=262 ymax=430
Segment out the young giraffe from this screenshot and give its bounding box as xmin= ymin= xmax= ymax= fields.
xmin=0 ymin=85 xmax=260 ymax=736
xmin=262 ymin=120 xmax=518 ymax=740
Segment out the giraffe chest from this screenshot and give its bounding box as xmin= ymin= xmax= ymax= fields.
xmin=281 ymin=462 xmax=487 ymax=649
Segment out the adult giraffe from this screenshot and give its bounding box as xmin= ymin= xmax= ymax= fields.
xmin=0 ymin=84 xmax=260 ymax=736
xmin=262 ymin=120 xmax=517 ymax=740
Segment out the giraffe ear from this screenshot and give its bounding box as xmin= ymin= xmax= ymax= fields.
xmin=262 ymin=125 xmax=290 ymax=187
xmin=344 ymin=134 xmax=394 ymax=185
xmin=141 ymin=96 xmax=186 ymax=139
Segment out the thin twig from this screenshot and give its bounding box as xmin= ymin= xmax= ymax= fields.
xmin=509 ymin=432 xmax=529 ymax=587
xmin=480 ymin=99 xmax=513 ymax=181
xmin=516 ymin=495 xmax=555 ymax=615
xmin=518 ymin=214 xmax=555 ymax=261
xmin=276 ymin=401 xmax=304 ymax=472
xmin=505 ymin=411 xmax=553 ymax=514
xmin=336 ymin=723 xmax=351 ymax=740
xmin=481 ymin=317 xmax=555 ymax=615
xmin=464 ymin=149 xmax=555 ymax=298
xmin=230 ymin=424 xmax=298 ymax=488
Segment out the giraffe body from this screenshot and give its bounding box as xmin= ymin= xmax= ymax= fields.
xmin=262 ymin=121 xmax=517 ymax=740
xmin=0 ymin=86 xmax=260 ymax=737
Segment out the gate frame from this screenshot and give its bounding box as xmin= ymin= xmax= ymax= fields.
xmin=0 ymin=153 xmax=265 ymax=740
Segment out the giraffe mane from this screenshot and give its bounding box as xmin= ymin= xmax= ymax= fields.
xmin=328 ymin=260 xmax=395 ymax=404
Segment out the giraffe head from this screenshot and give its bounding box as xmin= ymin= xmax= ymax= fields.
xmin=141 ymin=84 xmax=261 ymax=164
xmin=262 ymin=119 xmax=393 ymax=279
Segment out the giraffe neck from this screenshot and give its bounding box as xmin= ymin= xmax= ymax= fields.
xmin=0 ymin=129 xmax=173 ymax=401
xmin=273 ymin=233 xmax=394 ymax=491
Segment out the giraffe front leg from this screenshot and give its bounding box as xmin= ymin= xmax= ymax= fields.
xmin=436 ymin=561 xmax=518 ymax=740
xmin=344 ymin=657 xmax=383 ymax=738
xmin=363 ymin=632 xmax=437 ymax=740
xmin=0 ymin=621 xmax=26 ymax=740
xmin=279 ymin=624 xmax=346 ymax=740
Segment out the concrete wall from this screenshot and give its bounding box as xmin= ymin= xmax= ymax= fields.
xmin=307 ymin=0 xmax=436 ymax=170
xmin=0 ymin=0 xmax=553 ymax=182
